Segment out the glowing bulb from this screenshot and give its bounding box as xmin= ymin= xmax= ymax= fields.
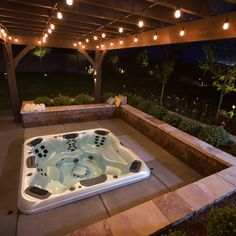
xmin=1 ymin=29 xmax=5 ymax=33
xmin=110 ymin=42 xmax=114 ymax=46
xmin=86 ymin=38 xmax=89 ymax=43
xmin=174 ymin=9 xmax=181 ymax=18
xmin=73 ymin=43 xmax=77 ymax=47
xmin=14 ymin=37 xmax=18 ymax=42
xmin=119 ymin=27 xmax=123 ymax=33
xmin=223 ymin=18 xmax=229 ymax=30
xmin=66 ymin=0 xmax=73 ymax=6
xmin=82 ymin=45 xmax=85 ymax=49
xmin=153 ymin=34 xmax=158 ymax=40
xmin=57 ymin=11 xmax=63 ymax=19
xmin=38 ymin=40 xmax=41 ymax=44
xmin=134 ymin=36 xmax=138 ymax=42
xmin=78 ymin=41 xmax=82 ymax=45
xmin=101 ymin=43 xmax=104 ymax=48
xmin=43 ymin=37 xmax=46 ymax=43
xmin=102 ymin=33 xmax=106 ymax=38
xmin=96 ymin=45 xmax=99 ymax=49
xmin=93 ymin=35 xmax=98 ymax=40
xmin=179 ymin=28 xmax=185 ymax=37
xmin=138 ymin=20 xmax=144 ymax=28
xmin=3 ymin=32 xmax=7 ymax=37
xmin=48 ymin=28 xmax=52 ymax=34
xmin=45 ymin=33 xmax=48 ymax=38
xmin=50 ymin=23 xmax=55 ymax=30
xmin=8 ymin=36 xmax=12 ymax=40
xmin=119 ymin=40 xmax=123 ymax=45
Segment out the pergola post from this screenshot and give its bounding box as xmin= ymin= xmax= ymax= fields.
xmin=2 ymin=42 xmax=20 ymax=120
xmin=2 ymin=43 xmax=34 ymax=120
xmin=79 ymin=49 xmax=106 ymax=103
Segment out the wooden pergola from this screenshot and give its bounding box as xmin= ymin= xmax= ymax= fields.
xmin=1 ymin=0 xmax=236 ymax=119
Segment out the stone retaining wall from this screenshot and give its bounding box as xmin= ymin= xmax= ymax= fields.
xmin=21 ymin=103 xmax=117 ymax=128
xmin=119 ymin=105 xmax=236 ymax=176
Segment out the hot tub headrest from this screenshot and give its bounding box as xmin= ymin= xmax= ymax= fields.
xmin=26 ymin=138 xmax=43 ymax=147
xmin=94 ymin=130 xmax=109 ymax=136
xmin=129 ymin=160 xmax=142 ymax=173
xmin=25 ymin=186 xmax=51 ymax=199
xmin=63 ymin=133 xmax=79 ymax=139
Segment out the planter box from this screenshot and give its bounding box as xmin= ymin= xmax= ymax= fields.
xmin=21 ymin=102 xmax=118 ymax=128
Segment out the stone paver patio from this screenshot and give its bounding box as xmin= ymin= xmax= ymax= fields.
xmin=0 ymin=111 xmax=202 ymax=236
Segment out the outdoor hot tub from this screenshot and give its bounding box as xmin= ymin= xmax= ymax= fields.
xmin=18 ymin=128 xmax=150 ymax=214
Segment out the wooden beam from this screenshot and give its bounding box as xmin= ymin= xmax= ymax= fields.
xmin=13 ymin=45 xmax=34 ymax=68
xmin=78 ymin=50 xmax=95 ymax=67
xmin=145 ymin=0 xmax=212 ymax=17
xmin=98 ymin=11 xmax=236 ymax=50
xmin=2 ymin=42 xmax=20 ymax=119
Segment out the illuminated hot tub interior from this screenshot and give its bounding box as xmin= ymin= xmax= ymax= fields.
xmin=19 ymin=128 xmax=150 ymax=214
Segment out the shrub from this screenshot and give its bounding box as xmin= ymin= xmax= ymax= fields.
xmin=34 ymin=96 xmax=51 ymax=106
xmin=161 ymin=229 xmax=186 ymax=236
xmin=163 ymin=113 xmax=183 ymax=127
xmin=128 ymin=95 xmax=145 ymax=107
xmin=198 ymin=125 xmax=230 ymax=147
xmin=136 ymin=100 xmax=155 ymax=112
xmin=229 ymin=143 xmax=236 ymax=156
xmin=148 ymin=105 xmax=167 ymax=119
xmin=53 ymin=96 xmax=71 ymax=106
xmin=179 ymin=119 xmax=201 ymax=136
xmin=74 ymin=93 xmax=92 ymax=105
xmin=102 ymin=92 xmax=116 ymax=102
xmin=207 ymin=207 xmax=236 ymax=236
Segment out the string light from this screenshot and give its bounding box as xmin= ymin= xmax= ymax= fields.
xmin=57 ymin=12 xmax=63 ymax=19
xmin=1 ymin=29 xmax=5 ymax=34
xmin=8 ymin=36 xmax=12 ymax=40
xmin=14 ymin=37 xmax=18 ymax=42
xmin=50 ymin=23 xmax=55 ymax=30
xmin=134 ymin=36 xmax=138 ymax=42
xmin=93 ymin=35 xmax=98 ymax=40
xmin=110 ymin=42 xmax=114 ymax=46
xmin=66 ymin=0 xmax=73 ymax=6
xmin=78 ymin=41 xmax=82 ymax=45
xmin=3 ymin=32 xmax=7 ymax=37
xmin=119 ymin=27 xmax=123 ymax=33
xmin=153 ymin=33 xmax=158 ymax=40
xmin=43 ymin=37 xmax=46 ymax=43
xmin=102 ymin=33 xmax=106 ymax=38
xmin=179 ymin=27 xmax=185 ymax=37
xmin=38 ymin=40 xmax=41 ymax=44
xmin=174 ymin=5 xmax=181 ymax=18
xmin=223 ymin=18 xmax=229 ymax=30
xmin=119 ymin=39 xmax=123 ymax=45
xmin=138 ymin=20 xmax=144 ymax=28
xmin=96 ymin=45 xmax=99 ymax=49
xmin=82 ymin=45 xmax=85 ymax=49
xmin=101 ymin=43 xmax=104 ymax=48
xmin=73 ymin=43 xmax=77 ymax=47
xmin=45 ymin=33 xmax=48 ymax=38
xmin=48 ymin=28 xmax=52 ymax=34
xmin=86 ymin=38 xmax=89 ymax=43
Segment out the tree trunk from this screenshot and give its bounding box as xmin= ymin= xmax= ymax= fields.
xmin=160 ymin=84 xmax=165 ymax=106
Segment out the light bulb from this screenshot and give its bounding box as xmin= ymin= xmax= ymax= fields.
xmin=3 ymin=32 xmax=7 ymax=37
xmin=138 ymin=20 xmax=144 ymax=28
xmin=45 ymin=33 xmax=48 ymax=38
xmin=223 ymin=18 xmax=229 ymax=30
xmin=66 ymin=0 xmax=73 ymax=6
xmin=174 ymin=9 xmax=181 ymax=18
xmin=8 ymin=36 xmax=12 ymax=40
xmin=86 ymin=38 xmax=89 ymax=43
xmin=119 ymin=27 xmax=123 ymax=33
xmin=50 ymin=23 xmax=55 ymax=30
xmin=93 ymin=35 xmax=98 ymax=40
xmin=78 ymin=41 xmax=82 ymax=45
xmin=153 ymin=34 xmax=158 ymax=40
xmin=1 ymin=29 xmax=5 ymax=33
xmin=43 ymin=37 xmax=46 ymax=43
xmin=48 ymin=28 xmax=52 ymax=34
xmin=179 ymin=28 xmax=185 ymax=37
xmin=14 ymin=37 xmax=18 ymax=42
xmin=73 ymin=43 xmax=77 ymax=47
xmin=110 ymin=42 xmax=114 ymax=46
xmin=38 ymin=40 xmax=41 ymax=44
xmin=134 ymin=36 xmax=138 ymax=42
xmin=96 ymin=45 xmax=99 ymax=49
xmin=57 ymin=12 xmax=63 ymax=19
xmin=101 ymin=44 xmax=104 ymax=48
xmin=82 ymin=45 xmax=85 ymax=49
xmin=119 ymin=40 xmax=123 ymax=45
xmin=102 ymin=33 xmax=106 ymax=38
